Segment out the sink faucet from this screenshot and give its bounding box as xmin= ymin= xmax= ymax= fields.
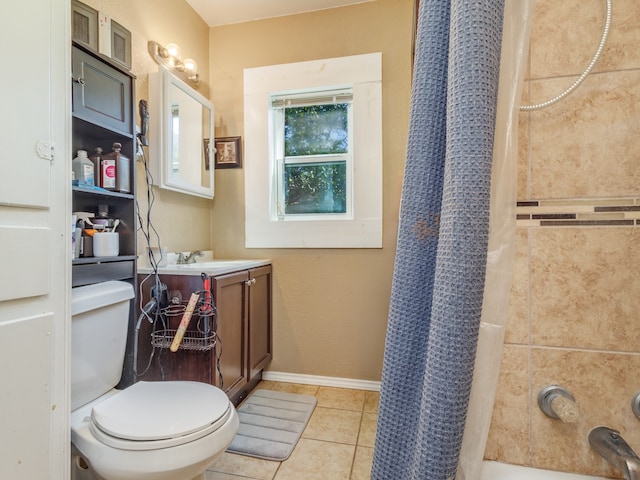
xmin=185 ymin=250 xmax=204 ymax=264
xmin=589 ymin=426 xmax=640 ymax=480
xmin=176 ymin=250 xmax=204 ymax=264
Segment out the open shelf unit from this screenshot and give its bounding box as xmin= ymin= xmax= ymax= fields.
xmin=71 ymin=42 xmax=137 ymax=288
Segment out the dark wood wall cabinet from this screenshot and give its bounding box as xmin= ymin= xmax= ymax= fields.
xmin=136 ymin=265 xmax=273 ymax=405
xmin=71 ymin=42 xmax=137 ymax=288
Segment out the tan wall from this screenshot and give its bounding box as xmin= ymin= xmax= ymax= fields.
xmin=485 ymin=0 xmax=640 ymax=476
xmin=209 ymin=0 xmax=414 ymax=380
xmin=80 ymin=0 xmax=214 ymax=254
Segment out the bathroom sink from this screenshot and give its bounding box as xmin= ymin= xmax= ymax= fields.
xmin=173 ymin=260 xmax=251 ymax=269
xmin=137 ymin=258 xmax=271 ymax=276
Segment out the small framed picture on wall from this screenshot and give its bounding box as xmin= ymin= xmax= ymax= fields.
xmin=214 ymin=136 xmax=242 ymax=169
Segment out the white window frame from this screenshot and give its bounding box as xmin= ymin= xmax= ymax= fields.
xmin=244 ymin=53 xmax=382 ymax=248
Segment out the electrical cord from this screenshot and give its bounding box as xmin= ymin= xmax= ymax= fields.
xmin=133 ymin=134 xmax=167 ymax=379
xmin=215 ymin=338 xmax=224 ymax=388
xmin=132 ymin=298 xmax=159 ymax=377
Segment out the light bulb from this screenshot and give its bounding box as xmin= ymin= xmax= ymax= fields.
xmin=165 ymin=43 xmax=181 ymax=59
xmin=183 ymin=58 xmax=198 ymax=74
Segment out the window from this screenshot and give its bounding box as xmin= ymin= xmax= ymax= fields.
xmin=271 ymin=91 xmax=352 ymax=218
xmin=244 ymin=53 xmax=382 ymax=248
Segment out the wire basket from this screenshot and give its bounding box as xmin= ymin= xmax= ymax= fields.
xmin=150 ymin=292 xmax=217 ymax=352
xmin=151 ymin=329 xmax=216 ymax=351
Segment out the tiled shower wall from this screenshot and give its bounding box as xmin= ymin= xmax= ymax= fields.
xmin=484 ymin=0 xmax=640 ymax=477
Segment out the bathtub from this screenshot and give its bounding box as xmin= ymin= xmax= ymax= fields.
xmin=480 ymin=461 xmax=607 ymax=479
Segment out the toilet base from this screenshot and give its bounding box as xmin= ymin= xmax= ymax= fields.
xmin=71 ymin=445 xmax=211 ymax=480
xmin=71 ymin=446 xmax=95 ymax=480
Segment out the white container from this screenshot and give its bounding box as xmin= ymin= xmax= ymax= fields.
xmin=93 ymin=232 xmax=119 ymax=257
xmin=72 ymin=150 xmax=95 ymax=187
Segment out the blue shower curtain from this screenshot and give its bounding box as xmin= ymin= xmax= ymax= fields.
xmin=371 ymin=1 xmax=505 ymax=479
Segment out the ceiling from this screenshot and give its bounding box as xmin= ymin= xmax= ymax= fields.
xmin=186 ymin=0 xmax=375 ymax=27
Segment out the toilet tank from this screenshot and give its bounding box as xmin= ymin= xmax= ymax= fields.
xmin=71 ymin=280 xmax=135 ymax=410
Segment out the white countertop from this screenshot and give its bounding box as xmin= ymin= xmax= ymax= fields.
xmin=137 ymin=258 xmax=271 ymax=276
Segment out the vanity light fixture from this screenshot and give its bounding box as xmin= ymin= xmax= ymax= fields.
xmin=148 ymin=40 xmax=200 ymax=87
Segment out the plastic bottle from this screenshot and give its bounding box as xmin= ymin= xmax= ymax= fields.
xmin=72 ymin=150 xmax=95 ymax=188
xmin=71 ymin=214 xmax=78 ymax=259
xmin=103 ymin=142 xmax=131 ymax=193
xmin=115 ymin=143 xmax=131 ymax=193
xmin=89 ymin=147 xmax=103 ymax=188
xmin=75 ymin=224 xmax=82 ymax=258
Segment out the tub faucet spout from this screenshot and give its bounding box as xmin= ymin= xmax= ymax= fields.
xmin=589 ymin=426 xmax=640 ymax=480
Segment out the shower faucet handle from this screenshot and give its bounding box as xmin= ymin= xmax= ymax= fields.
xmin=538 ymin=385 xmax=580 ymax=423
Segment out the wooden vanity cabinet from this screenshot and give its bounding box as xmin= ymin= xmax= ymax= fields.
xmin=136 ymin=264 xmax=272 ymax=405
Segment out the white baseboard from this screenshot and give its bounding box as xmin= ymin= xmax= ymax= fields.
xmin=262 ymin=371 xmax=381 ymax=392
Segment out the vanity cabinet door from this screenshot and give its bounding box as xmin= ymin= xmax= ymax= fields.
xmin=213 ymin=270 xmax=249 ymax=399
xmin=213 ymin=265 xmax=272 ymax=401
xmin=247 ymin=265 xmax=272 ymax=381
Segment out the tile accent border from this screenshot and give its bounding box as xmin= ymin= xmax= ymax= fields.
xmin=516 ymin=198 xmax=640 ymax=227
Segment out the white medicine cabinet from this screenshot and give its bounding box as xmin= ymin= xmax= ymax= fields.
xmin=149 ymin=67 xmax=215 ymax=199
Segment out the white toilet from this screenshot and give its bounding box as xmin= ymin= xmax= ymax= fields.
xmin=70 ymin=280 xmax=239 ymax=480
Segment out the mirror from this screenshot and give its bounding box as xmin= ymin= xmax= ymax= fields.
xmin=149 ymin=67 xmax=214 ymax=198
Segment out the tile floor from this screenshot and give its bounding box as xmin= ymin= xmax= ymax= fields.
xmin=206 ymin=381 xmax=379 ymax=480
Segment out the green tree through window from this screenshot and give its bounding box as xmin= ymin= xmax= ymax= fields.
xmin=284 ymin=104 xmax=348 ymax=155
xmin=283 ymin=104 xmax=349 ymax=214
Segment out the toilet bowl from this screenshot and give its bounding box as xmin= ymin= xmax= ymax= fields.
xmin=70 ymin=281 xmax=239 ymax=480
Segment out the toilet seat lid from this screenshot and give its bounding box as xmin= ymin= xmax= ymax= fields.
xmin=91 ymin=381 xmax=230 ymax=441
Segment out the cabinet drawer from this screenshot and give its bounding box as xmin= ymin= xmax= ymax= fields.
xmin=72 ymin=45 xmax=133 ymax=135
xmin=72 ymin=259 xmax=135 ymax=287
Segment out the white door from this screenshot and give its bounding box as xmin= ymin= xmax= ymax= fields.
xmin=0 ymin=0 xmax=70 ymax=478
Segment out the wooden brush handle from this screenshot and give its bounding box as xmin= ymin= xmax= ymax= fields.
xmin=170 ymin=292 xmax=200 ymax=352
